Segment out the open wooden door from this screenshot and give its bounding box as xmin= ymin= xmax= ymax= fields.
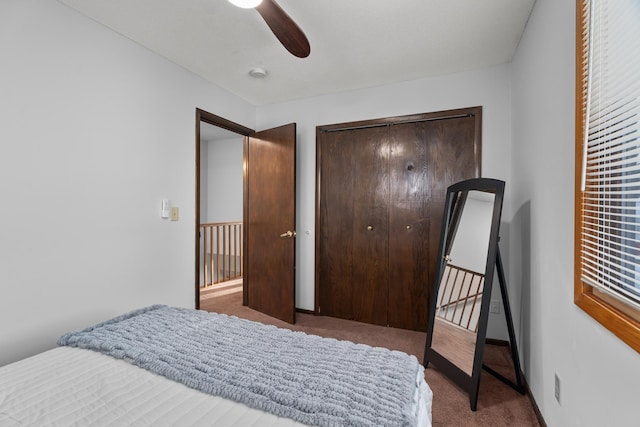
xmin=244 ymin=123 xmax=296 ymax=323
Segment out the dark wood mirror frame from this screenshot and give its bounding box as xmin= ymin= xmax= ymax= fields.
xmin=423 ymin=177 xmax=524 ymax=411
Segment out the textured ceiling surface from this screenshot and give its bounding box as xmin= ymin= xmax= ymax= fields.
xmin=60 ymin=0 xmax=535 ymax=106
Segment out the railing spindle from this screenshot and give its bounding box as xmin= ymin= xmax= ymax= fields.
xmin=210 ymin=226 xmax=214 ymax=286
xmin=239 ymin=225 xmax=242 ymax=277
xmin=199 ymin=222 xmax=243 ymax=286
xmin=203 ymin=226 xmax=208 ymax=287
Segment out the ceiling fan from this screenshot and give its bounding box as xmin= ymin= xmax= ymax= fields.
xmin=228 ymin=0 xmax=310 ymax=58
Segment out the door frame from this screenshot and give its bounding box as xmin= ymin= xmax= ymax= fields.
xmin=195 ymin=108 xmax=254 ymax=309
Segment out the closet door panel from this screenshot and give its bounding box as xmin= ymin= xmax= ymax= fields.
xmin=388 ymin=203 xmax=430 ymax=330
xmin=424 ymin=117 xmax=480 ymax=310
xmin=318 ymin=131 xmax=355 ymax=319
xmin=352 ymin=126 xmax=389 ymax=326
xmin=388 ymin=123 xmax=430 ymax=330
xmin=423 ymin=116 xmax=480 ymax=270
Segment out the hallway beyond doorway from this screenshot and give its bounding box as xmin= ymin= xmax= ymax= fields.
xmin=200 ymin=278 xmax=242 ymax=312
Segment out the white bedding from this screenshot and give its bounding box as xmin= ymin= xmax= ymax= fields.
xmin=0 ymin=347 xmax=432 ymax=426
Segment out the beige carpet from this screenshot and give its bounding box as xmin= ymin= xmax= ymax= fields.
xmin=201 ymin=290 xmax=541 ymax=427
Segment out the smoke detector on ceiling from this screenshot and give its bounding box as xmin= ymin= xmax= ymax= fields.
xmin=249 ymin=67 xmax=268 ymax=78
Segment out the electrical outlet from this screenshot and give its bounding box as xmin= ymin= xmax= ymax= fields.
xmin=490 ymin=299 xmax=500 ymax=314
xmin=555 ymin=373 xmax=561 ymax=404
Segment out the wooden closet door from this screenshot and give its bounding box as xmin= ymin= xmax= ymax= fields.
xmin=387 ymin=117 xmax=479 ymax=331
xmin=318 ymin=130 xmax=355 ymax=319
xmin=423 ymin=116 xmax=479 ymax=309
xmin=351 ymin=126 xmax=389 ymax=326
xmin=318 ymin=127 xmax=389 ymax=325
xmin=317 ymin=107 xmax=481 ymax=332
xmin=388 ymin=123 xmax=430 ymax=331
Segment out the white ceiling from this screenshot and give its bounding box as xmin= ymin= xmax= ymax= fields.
xmin=59 ymin=0 xmax=536 ymax=106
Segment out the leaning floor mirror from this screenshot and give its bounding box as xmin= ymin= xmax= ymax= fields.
xmin=423 ymin=178 xmax=524 ymax=411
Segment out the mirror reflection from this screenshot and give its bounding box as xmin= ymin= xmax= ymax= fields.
xmin=430 ymin=190 xmax=495 ymax=376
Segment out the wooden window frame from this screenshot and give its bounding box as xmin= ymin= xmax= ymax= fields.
xmin=574 ymin=0 xmax=640 ymax=353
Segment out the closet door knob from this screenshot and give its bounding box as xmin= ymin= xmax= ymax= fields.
xmin=406 ymin=225 xmax=412 ymax=230
xmin=367 ymin=225 xmax=373 ymax=231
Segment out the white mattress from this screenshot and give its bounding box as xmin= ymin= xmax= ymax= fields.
xmin=0 ymin=347 xmax=432 ymax=426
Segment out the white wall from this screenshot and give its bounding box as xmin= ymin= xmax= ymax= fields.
xmin=0 ymin=0 xmax=255 ymax=366
xmin=10 ymin=3 xmax=636 ymax=424
xmin=511 ymin=0 xmax=640 ymax=425
xmin=449 ymin=194 xmax=495 ymax=275
xmin=258 ymin=66 xmax=513 ymax=340
xmin=201 ymin=136 xmax=244 ymax=223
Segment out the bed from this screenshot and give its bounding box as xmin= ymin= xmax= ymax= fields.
xmin=0 ymin=305 xmax=432 ymax=426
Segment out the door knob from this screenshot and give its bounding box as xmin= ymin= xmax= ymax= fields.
xmin=279 ymin=230 xmax=296 ymax=238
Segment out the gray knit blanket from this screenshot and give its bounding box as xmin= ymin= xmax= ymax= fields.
xmin=58 ymin=305 xmax=422 ymax=426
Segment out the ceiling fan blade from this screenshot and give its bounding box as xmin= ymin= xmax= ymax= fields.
xmin=256 ymin=0 xmax=310 ymax=58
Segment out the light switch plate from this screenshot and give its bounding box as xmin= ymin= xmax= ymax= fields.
xmin=170 ymin=207 xmax=179 ymax=221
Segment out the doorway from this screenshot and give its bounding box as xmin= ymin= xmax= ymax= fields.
xmin=195 ymin=109 xmax=254 ymax=310
xmin=195 ymin=109 xmax=298 ymax=324
xmin=198 ymin=122 xmax=244 ymax=310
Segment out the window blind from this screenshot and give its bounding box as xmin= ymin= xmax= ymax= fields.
xmin=581 ymin=0 xmax=640 ymax=309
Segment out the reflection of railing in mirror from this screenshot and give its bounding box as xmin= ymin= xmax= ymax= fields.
xmin=436 ymin=263 xmax=485 ymax=333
